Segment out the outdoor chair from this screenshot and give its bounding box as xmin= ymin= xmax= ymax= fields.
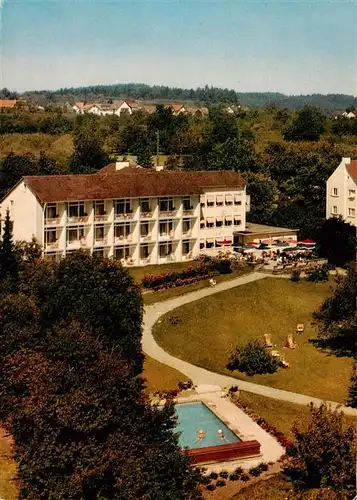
xmin=285 ymin=334 xmax=297 ymax=349
xmin=264 ymin=333 xmax=273 ymax=348
xmin=296 ymin=324 xmax=304 ymax=334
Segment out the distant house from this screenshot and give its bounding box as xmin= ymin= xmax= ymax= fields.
xmin=0 ymin=99 xmax=18 ymax=109
xmin=72 ymin=102 xmax=93 ymax=114
xmin=114 ymin=100 xmax=142 ymax=116
xmin=342 ymin=110 xmax=357 ymax=119
xmin=141 ymin=104 xmax=157 ymax=114
xmin=186 ymin=106 xmax=209 ymax=118
xmin=166 ymin=104 xmax=186 ymax=116
xmin=326 ymin=157 xmax=357 ymax=226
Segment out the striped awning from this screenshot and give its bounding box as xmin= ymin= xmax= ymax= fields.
xmin=207 ymin=217 xmax=214 ymax=224
xmin=216 ymin=195 xmax=224 ymax=203
xmin=207 ymin=195 xmax=215 ymax=203
xmin=234 ymin=194 xmax=241 ymax=202
xmin=216 ymin=216 xmax=223 ymax=222
xmin=225 ymin=194 xmax=233 ymax=203
xmin=206 ymin=238 xmax=214 ymax=244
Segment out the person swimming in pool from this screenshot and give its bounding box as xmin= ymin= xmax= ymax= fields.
xmin=197 ymin=429 xmax=205 ymax=442
xmin=217 ymin=429 xmax=227 ymax=441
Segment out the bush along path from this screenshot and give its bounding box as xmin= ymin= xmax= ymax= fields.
xmin=142 ymin=271 xmax=357 ymax=416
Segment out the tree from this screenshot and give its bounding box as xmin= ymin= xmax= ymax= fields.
xmin=226 ymin=339 xmax=279 ymax=376
xmin=284 ymin=105 xmax=326 ymax=141
xmin=0 ymin=152 xmax=38 ymax=198
xmin=316 ymin=217 xmax=356 ymax=267
xmin=313 ymin=265 xmax=357 ymax=356
xmin=70 ymin=128 xmax=108 ymax=173
xmin=244 ymin=172 xmax=278 ymax=223
xmin=347 ymin=361 xmax=357 ymax=408
xmin=285 ymin=402 xmax=356 ymax=496
xmin=0 ymin=253 xmax=203 ymax=499
xmin=137 ymin=146 xmax=153 ymax=168
xmin=0 ymin=209 xmax=20 ymax=291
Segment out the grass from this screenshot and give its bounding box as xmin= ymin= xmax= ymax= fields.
xmin=153 ymin=278 xmax=352 ymax=402
xmin=0 ymin=429 xmax=18 ymax=500
xmin=143 ymin=355 xmax=189 ymax=393
xmin=0 ymin=133 xmax=73 ymax=165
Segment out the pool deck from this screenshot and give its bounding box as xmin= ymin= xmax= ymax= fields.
xmin=174 ymin=387 xmax=285 ymax=472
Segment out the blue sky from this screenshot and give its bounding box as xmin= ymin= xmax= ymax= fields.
xmin=1 ymin=0 xmax=356 ymax=94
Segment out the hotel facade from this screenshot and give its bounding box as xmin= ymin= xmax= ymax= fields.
xmin=0 ymin=164 xmax=247 ymax=266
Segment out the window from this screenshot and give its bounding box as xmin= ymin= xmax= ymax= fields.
xmin=216 ymin=217 xmax=223 ymax=228
xmin=200 ymin=196 xmax=205 ymax=207
xmin=140 ymin=245 xmax=150 ymax=259
xmin=46 ymin=204 xmax=57 ymax=219
xmin=182 ymin=219 xmax=191 ymax=233
xmin=94 ymin=200 xmax=105 ymax=215
xmin=200 ymin=220 xmax=205 ymax=229
xmin=332 ymin=205 xmax=338 ymax=214
xmin=140 ymin=198 xmax=151 ymax=213
xmin=95 ymin=225 xmax=105 ymax=240
xmin=182 ymin=240 xmax=190 ymax=255
xmin=115 ymin=223 xmax=131 ymax=239
xmin=216 ymin=195 xmax=224 ymax=206
xmin=115 ymin=246 xmax=130 ymax=260
xmin=206 ymin=218 xmax=214 ymax=228
xmin=199 ymin=240 xmax=205 ymax=250
xmin=225 ymin=194 xmax=233 ymax=205
xmin=140 ymin=222 xmax=149 ymax=237
xmin=234 ymin=194 xmax=242 ymax=206
xmin=349 ymin=190 xmax=356 ymax=197
xmin=206 ymin=195 xmax=214 ymax=207
xmin=182 ymin=196 xmax=191 ymax=211
xmin=159 ymin=197 xmax=174 ymax=212
xmin=115 ymin=199 xmax=131 ymax=215
xmin=45 ymin=229 xmax=57 ymax=244
xmin=159 ymin=219 xmax=173 ymax=236
xmin=66 ymin=226 xmax=84 ymax=243
xmin=67 ymin=202 xmax=85 ymax=218
xmin=225 ymin=217 xmax=233 ymax=227
xmin=159 ymin=242 xmax=173 ymax=257
xmin=332 ymin=188 xmax=338 ymax=196
xmin=349 ymin=208 xmax=355 ymax=217
xmin=234 ymin=218 xmax=241 ymax=226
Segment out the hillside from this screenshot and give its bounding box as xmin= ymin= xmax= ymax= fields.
xmin=20 ymin=83 xmax=357 ymax=111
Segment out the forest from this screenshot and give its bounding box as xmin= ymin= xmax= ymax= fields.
xmin=1 ymin=101 xmax=357 ymax=240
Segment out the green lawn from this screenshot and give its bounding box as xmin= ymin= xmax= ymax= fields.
xmin=143 ymin=355 xmax=189 ymax=393
xmin=153 ymin=278 xmax=352 ymax=402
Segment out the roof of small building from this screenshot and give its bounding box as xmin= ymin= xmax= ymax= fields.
xmin=0 ymin=100 xmax=17 ymax=108
xmin=346 ymin=160 xmax=357 ymax=182
xmin=21 ymin=167 xmax=246 ymax=204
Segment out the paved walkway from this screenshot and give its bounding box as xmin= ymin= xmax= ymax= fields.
xmin=142 ymin=272 xmax=357 ymax=416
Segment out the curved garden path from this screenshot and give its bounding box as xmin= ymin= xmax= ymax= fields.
xmin=142 ymin=271 xmax=357 ymax=416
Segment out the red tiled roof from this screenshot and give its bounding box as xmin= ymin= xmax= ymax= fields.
xmin=346 ymin=160 xmax=357 ymax=182
xmin=23 ymin=168 xmax=246 ymax=203
xmin=0 ymin=100 xmax=17 ymax=108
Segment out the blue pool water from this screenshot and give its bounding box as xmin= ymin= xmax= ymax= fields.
xmin=175 ymin=402 xmax=241 ymax=449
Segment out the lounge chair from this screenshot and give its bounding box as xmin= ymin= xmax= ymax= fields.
xmin=296 ymin=324 xmax=304 ymax=334
xmin=264 ymin=334 xmax=273 ymax=348
xmin=285 ymin=334 xmax=297 ymax=349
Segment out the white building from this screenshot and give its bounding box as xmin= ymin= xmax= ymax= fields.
xmin=326 ymin=157 xmax=357 ymax=225
xmin=0 ymin=165 xmax=247 ymax=266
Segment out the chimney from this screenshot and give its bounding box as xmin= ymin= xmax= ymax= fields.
xmin=115 ymin=161 xmax=130 ymax=171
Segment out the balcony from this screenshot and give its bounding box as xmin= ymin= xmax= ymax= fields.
xmin=45 ymin=241 xmax=59 ymax=250
xmin=114 ymin=234 xmax=133 ymax=245
xmin=140 ymin=257 xmax=152 ymax=265
xmin=66 ymin=239 xmax=88 ymax=249
xmin=121 ymin=257 xmax=135 ymax=266
xmin=115 ymin=212 xmax=134 ymax=221
xmin=166 ymin=253 xmax=176 ymax=262
xmin=182 ymin=251 xmax=193 ymax=261
xmin=94 ymin=237 xmax=108 ymax=246
xmin=159 ymin=209 xmax=177 ymax=218
xmin=140 ymin=211 xmax=153 ymax=219
xmin=45 ymin=217 xmax=61 ymax=226
xmin=94 ymin=214 xmax=110 ymax=223
xmin=140 ymin=233 xmax=152 ymax=242
xmin=182 ymin=230 xmax=192 ymax=238
xmin=182 ymin=208 xmax=195 ymax=216
xmin=67 ymin=215 xmax=89 ymax=224
xmin=159 ymin=231 xmax=174 ymax=240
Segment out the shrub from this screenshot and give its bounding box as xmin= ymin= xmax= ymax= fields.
xmin=206 ymin=483 xmax=216 ymax=491
xmin=209 ymin=472 xmax=218 ymax=480
xmin=226 ymin=339 xmax=279 ymax=376
xmin=306 ymin=265 xmax=329 ymax=282
xmin=216 ymin=479 xmax=226 ymax=487
xmin=229 ymin=473 xmax=239 ymax=481
xmin=234 ymin=466 xmax=244 ymax=476
xmin=290 ymin=269 xmax=301 ymax=282
xmin=219 ymin=470 xmax=229 ymax=479
xmin=258 ymin=462 xmax=269 ymax=472
xmin=240 ymin=473 xmax=250 ymax=482
xmin=249 ymin=466 xmax=262 ymax=477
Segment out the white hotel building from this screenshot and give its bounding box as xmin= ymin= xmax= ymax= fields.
xmin=0 ymin=164 xmax=248 ymax=266
xmin=326 ymin=157 xmax=357 ymax=226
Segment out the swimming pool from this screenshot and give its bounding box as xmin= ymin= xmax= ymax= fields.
xmin=175 ymin=401 xmax=241 ymax=449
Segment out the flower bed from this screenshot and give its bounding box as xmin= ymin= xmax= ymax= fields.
xmin=141 ymin=257 xmax=233 ymax=291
